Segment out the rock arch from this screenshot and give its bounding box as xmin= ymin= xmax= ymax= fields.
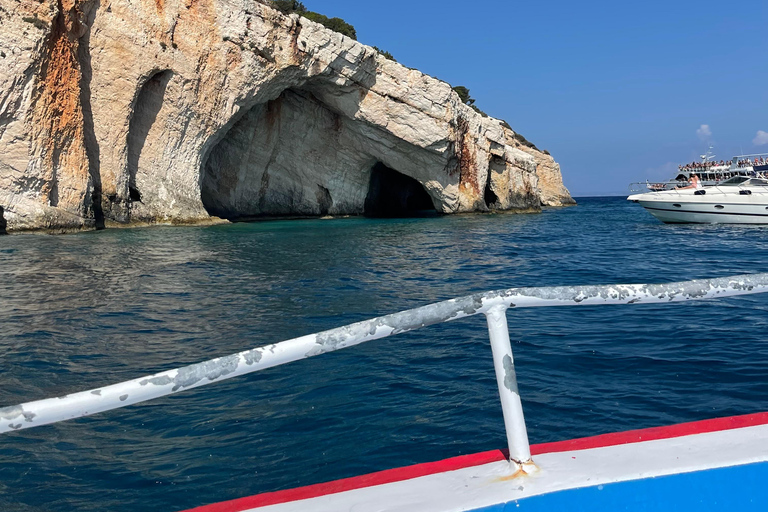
xmin=200 ymin=87 xmax=436 ymax=220
xmin=200 ymin=87 xmax=442 ymax=221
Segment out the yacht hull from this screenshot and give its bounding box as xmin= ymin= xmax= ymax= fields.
xmin=635 ymin=200 xmax=768 ymax=224
xmin=628 ymin=182 xmax=768 ymax=224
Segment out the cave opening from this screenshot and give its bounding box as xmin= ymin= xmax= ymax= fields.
xmin=127 ymin=70 xmax=173 ymax=204
xmin=484 ymin=182 xmax=499 ymax=209
xmin=200 ymin=89 xmax=439 ymax=221
xmin=364 ymin=162 xmax=437 ymax=218
xmin=484 ymin=169 xmax=499 ymax=209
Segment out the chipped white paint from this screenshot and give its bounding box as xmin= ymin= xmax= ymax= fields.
xmin=1 ymin=273 xmax=768 ymax=436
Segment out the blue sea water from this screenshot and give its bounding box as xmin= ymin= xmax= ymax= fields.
xmin=1 ymin=196 xmax=768 ymax=511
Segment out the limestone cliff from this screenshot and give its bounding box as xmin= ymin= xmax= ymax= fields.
xmin=0 ymin=0 xmax=573 ymax=232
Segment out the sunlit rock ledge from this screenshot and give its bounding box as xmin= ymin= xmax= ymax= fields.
xmin=0 ymin=0 xmax=574 ymax=233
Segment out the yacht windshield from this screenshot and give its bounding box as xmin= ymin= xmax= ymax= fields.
xmin=746 ymin=178 xmax=768 ymax=187
xmin=717 ymin=176 xmax=750 ymax=186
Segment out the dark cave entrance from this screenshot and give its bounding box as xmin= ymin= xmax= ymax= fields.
xmin=364 ymin=163 xmax=437 ymax=218
xmin=484 ymin=171 xmax=499 ymax=209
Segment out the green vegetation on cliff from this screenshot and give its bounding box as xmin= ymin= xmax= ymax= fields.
xmin=452 ymin=86 xmax=488 ymax=117
xmin=371 ymin=46 xmax=396 ymax=61
xmin=452 ymin=86 xmax=474 ymax=106
xmin=270 ymin=1 xmax=357 ymax=40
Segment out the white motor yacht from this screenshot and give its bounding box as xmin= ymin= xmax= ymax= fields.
xmin=628 ymin=147 xmax=768 ymax=193
xmin=627 ymin=175 xmax=768 ymax=224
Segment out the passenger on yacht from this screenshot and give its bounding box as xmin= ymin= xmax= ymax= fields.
xmin=678 ymin=175 xmax=702 ymax=190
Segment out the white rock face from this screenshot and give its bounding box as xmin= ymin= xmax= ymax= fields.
xmin=0 ymin=0 xmax=573 ymax=232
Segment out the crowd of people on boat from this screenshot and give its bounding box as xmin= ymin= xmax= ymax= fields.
xmin=678 ymin=156 xmax=768 ymax=172
xmin=736 ymin=157 xmax=768 ymax=168
xmin=679 ymin=160 xmax=728 ymax=172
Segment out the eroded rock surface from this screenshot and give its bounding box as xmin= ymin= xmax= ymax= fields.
xmin=0 ymin=0 xmax=573 ymax=232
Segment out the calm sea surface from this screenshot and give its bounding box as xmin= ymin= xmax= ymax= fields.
xmin=2 ymin=197 xmax=768 ymax=511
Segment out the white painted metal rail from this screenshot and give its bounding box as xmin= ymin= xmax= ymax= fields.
xmin=2 ymin=273 xmax=768 ymax=467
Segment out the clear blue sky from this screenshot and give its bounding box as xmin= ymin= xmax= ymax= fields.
xmin=307 ymin=0 xmax=767 ymax=197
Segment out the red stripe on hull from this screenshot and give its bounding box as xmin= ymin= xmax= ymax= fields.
xmin=181 ymin=411 xmax=768 ymax=512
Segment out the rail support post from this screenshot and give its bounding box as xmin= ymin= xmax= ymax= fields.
xmin=485 ymin=305 xmax=532 ymax=465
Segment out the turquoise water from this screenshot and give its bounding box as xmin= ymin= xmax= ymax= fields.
xmin=1 ymin=197 xmax=768 ymax=511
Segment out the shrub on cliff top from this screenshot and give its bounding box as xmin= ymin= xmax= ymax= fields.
xmin=302 ymin=12 xmax=357 ymax=39
xmin=452 ymin=86 xmax=474 ymax=106
xmin=372 ymin=46 xmax=396 ymax=61
xmin=452 ymin=86 xmax=489 ymax=116
xmin=513 ymin=131 xmax=540 ymax=151
xmin=471 ymin=105 xmax=488 ymax=118
xmin=269 ymin=1 xmax=357 ymax=40
xmin=271 ymin=0 xmax=306 ymax=14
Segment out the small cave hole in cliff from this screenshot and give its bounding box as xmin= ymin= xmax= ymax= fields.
xmin=484 ymin=182 xmax=499 ymax=209
xmin=484 ymin=169 xmax=499 ymax=209
xmin=364 ymin=163 xmax=437 ymax=218
xmin=129 ymin=186 xmax=142 ymax=202
xmin=0 ymin=205 xmax=6 ymax=235
xmin=127 ymin=70 xmax=173 ymax=203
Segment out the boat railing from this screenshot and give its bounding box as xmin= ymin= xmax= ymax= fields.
xmin=682 ymin=165 xmax=730 ymax=172
xmin=706 ymin=182 xmax=768 ymax=191
xmin=629 ymin=181 xmax=768 ymax=196
xmin=2 ymin=274 xmax=768 ymax=469
xmin=734 ymin=152 xmax=768 ymax=160
xmin=628 ymin=181 xmax=687 ymax=193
